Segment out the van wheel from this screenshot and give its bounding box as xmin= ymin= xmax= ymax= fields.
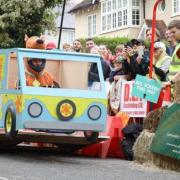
xmin=4 ymin=105 xmax=18 ymax=138
xmin=84 ymin=131 xmax=99 ymax=143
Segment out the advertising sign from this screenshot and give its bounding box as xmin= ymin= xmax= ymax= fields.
xmin=120 ymin=81 xmax=147 ymax=117
xmin=151 ymin=103 xmax=180 ymax=159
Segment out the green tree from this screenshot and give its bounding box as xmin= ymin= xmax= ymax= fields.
xmin=0 ymin=0 xmax=62 ymax=48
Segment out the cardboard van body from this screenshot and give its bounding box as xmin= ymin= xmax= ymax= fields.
xmin=0 ymin=48 xmax=107 ymax=134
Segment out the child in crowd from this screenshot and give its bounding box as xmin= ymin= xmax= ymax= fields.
xmin=115 ymin=44 xmax=124 ymax=58
xmin=109 ymin=56 xmax=127 ymax=83
xmin=62 ymin=43 xmax=71 ymax=51
xmin=108 ymin=56 xmax=128 ymax=115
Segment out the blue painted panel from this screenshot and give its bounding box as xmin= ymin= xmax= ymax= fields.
xmin=18 ymin=99 xmax=107 ymax=131
xmin=0 ymin=48 xmax=107 ymax=132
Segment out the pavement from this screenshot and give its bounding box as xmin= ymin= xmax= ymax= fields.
xmin=0 ymin=148 xmax=179 ymax=180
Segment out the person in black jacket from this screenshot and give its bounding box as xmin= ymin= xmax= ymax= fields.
xmin=88 ymin=46 xmax=111 ymax=87
xmin=109 ymin=56 xmax=128 ymax=83
xmin=123 ymin=40 xmax=149 ymax=80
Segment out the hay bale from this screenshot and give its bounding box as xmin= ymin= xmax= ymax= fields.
xmin=143 ymin=80 xmax=180 ymax=132
xmin=174 ymin=81 xmax=180 ymax=103
xmin=134 ymin=81 xmax=180 ymax=171
xmin=143 ymin=106 xmax=167 ymax=132
xmin=133 ymin=130 xmax=155 ymax=163
xmin=133 ymin=130 xmax=180 ymax=172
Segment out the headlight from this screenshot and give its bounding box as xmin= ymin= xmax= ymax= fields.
xmin=88 ymin=105 xmax=101 ymax=120
xmin=28 ymin=102 xmax=43 ymax=118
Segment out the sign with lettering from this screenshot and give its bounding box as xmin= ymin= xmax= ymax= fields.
xmin=151 ymin=103 xmax=180 ymax=159
xmin=131 ymin=75 xmax=162 ymax=103
xmin=120 ymin=81 xmax=147 ymax=117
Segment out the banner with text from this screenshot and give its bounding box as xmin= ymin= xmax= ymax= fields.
xmin=120 ymin=81 xmax=147 ymax=117
xmin=151 ymin=103 xmax=180 ymax=159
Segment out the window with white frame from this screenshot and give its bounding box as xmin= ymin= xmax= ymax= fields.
xmin=132 ymin=9 xmax=140 ymax=25
xmin=107 ymin=1 xmax=111 ymax=12
xmin=102 ymin=2 xmax=106 ymax=13
xmin=88 ymin=14 xmax=96 ymax=37
xmin=123 ymin=9 xmax=127 ymax=26
xmin=67 ymin=31 xmax=75 ymax=44
xmin=132 ymin=0 xmax=139 ymax=6
xmin=173 ymin=0 xmax=180 ymax=15
xmin=112 ymin=0 xmax=116 ymax=10
xmin=132 ymin=0 xmax=140 ymax=25
xmin=113 ymin=13 xmax=117 ymax=28
xmin=118 ymin=11 xmax=122 ymax=27
xmin=102 ymin=16 xmax=106 ymax=31
xmin=118 ymin=0 xmax=122 ymax=9
xmin=123 ymin=0 xmax=127 ymax=7
xmin=107 ymin=14 xmax=112 ymax=30
xmin=101 ymin=0 xmax=140 ymax=33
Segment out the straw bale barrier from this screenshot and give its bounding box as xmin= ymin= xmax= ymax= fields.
xmin=133 ymin=130 xmax=180 ymax=172
xmin=174 ymin=80 xmax=180 ymax=103
xmin=133 ymin=81 xmax=180 ymax=172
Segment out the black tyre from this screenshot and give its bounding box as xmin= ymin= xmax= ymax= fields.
xmin=4 ymin=105 xmax=18 ymax=139
xmin=84 ymin=131 xmax=99 ymax=143
xmin=56 ymin=100 xmax=76 ymax=121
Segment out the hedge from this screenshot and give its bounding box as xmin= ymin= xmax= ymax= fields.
xmin=79 ymin=36 xmax=169 ymax=53
xmin=80 ymin=36 xmax=130 ymax=53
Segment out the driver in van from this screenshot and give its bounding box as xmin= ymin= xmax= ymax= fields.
xmin=23 ymin=34 xmax=60 ymax=88
xmin=25 ymin=58 xmax=60 ymax=88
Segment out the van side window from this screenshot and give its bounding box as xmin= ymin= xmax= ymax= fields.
xmin=8 ymin=53 xmax=20 ymax=90
xmin=23 ymin=58 xmax=97 ymax=90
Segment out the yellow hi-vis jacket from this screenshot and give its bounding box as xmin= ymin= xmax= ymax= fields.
xmin=168 ymin=43 xmax=180 ymax=80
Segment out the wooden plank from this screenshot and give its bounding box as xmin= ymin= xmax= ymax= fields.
xmin=0 ymin=131 xmax=108 ymax=146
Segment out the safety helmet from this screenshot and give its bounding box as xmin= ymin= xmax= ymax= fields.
xmin=27 ymin=58 xmax=46 ymax=73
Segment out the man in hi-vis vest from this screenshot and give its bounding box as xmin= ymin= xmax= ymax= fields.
xmin=163 ymin=20 xmax=180 ymax=87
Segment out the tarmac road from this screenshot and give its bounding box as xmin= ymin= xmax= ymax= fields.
xmin=0 ymin=148 xmax=179 ymax=180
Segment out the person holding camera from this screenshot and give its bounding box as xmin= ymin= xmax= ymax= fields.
xmin=122 ymin=39 xmax=149 ymax=80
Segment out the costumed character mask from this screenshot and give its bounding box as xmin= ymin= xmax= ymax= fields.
xmin=24 ymin=34 xmax=46 ymax=49
xmin=24 ymin=34 xmax=46 ymax=74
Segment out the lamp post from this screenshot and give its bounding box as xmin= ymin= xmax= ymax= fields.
xmin=57 ymin=0 xmax=67 ymax=49
xmin=147 ymin=0 xmax=164 ymax=113
xmin=149 ymin=0 xmax=163 ymax=78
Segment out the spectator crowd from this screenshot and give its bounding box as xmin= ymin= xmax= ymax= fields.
xmin=47 ymin=19 xmax=180 ymax=116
